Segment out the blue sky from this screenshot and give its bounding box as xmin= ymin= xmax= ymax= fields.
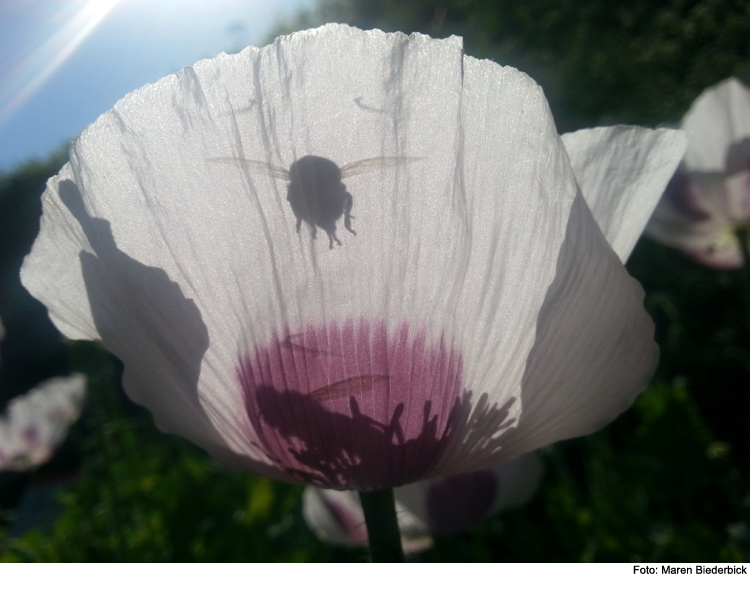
xmin=0 ymin=0 xmax=315 ymax=172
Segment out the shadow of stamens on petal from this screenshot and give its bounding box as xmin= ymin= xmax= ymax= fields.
xmin=243 ymin=382 xmax=467 ymax=490
xmin=239 ymin=321 xmax=504 ymax=489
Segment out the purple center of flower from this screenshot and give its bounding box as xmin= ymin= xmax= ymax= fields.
xmin=239 ymin=319 xmax=463 ymax=490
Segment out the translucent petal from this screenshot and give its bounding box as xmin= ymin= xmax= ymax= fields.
xmin=21 ymin=164 xmax=99 ymax=341
xmin=24 ymin=169 xmax=282 ymax=478
xmin=562 ymin=126 xmax=687 ymax=262
xmin=438 ymin=193 xmax=658 ymax=470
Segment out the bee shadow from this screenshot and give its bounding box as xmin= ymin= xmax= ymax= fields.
xmin=287 ymin=155 xmax=355 ymax=249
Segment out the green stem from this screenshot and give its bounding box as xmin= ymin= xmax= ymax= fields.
xmin=358 ymin=488 xmax=404 ymax=562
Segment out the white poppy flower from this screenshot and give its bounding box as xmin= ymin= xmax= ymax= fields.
xmin=303 ymin=453 xmax=543 ymax=552
xmin=21 ymin=25 xmax=685 ymax=491
xmin=647 ymin=78 xmax=750 ymax=268
xmin=0 ymin=319 xmax=86 ymax=472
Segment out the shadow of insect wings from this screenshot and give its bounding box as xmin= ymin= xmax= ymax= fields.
xmin=307 ymin=375 xmax=391 ymax=401
xmin=209 ymin=155 xmax=421 ymax=248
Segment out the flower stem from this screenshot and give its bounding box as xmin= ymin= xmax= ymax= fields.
xmin=358 ymin=488 xmax=404 ymax=562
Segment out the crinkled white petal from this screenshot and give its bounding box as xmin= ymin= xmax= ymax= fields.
xmin=22 ymin=25 xmax=665 ymax=487
xmin=562 ymin=126 xmax=687 ymax=262
xmin=0 ymin=373 xmax=86 ymax=472
xmin=23 ymin=164 xmax=281 ymax=478
xmin=681 ymin=78 xmax=750 ymax=173
xmin=21 ymin=164 xmax=99 ymax=341
xmin=461 ymin=193 xmax=659 ymax=467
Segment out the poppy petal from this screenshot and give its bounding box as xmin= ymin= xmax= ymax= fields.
xmin=563 ymin=126 xmax=687 ymax=262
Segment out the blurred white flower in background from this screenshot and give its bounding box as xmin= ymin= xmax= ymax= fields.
xmin=647 ymin=77 xmax=750 ymax=268
xmin=22 ymin=25 xmax=685 ymax=491
xmin=0 ymin=319 xmax=86 ymax=472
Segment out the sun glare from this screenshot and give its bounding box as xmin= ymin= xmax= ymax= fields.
xmin=0 ymin=0 xmax=121 ymax=125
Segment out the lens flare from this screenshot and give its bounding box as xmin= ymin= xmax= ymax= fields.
xmin=0 ymin=0 xmax=121 ymax=125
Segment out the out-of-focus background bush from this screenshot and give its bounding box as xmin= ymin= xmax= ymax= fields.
xmin=1 ymin=0 xmax=749 ymax=562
